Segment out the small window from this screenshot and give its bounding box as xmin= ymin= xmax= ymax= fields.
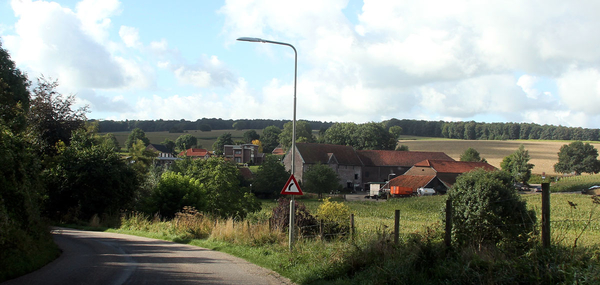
xmin=234 ymin=150 xmax=241 ymax=154
xmin=354 ymin=174 xmax=359 ymax=179
xmin=365 ymin=171 xmax=370 ymax=178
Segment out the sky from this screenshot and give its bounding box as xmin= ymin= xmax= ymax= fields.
xmin=1 ymin=0 xmax=600 ymax=128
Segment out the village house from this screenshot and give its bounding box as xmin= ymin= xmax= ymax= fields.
xmin=179 ymin=148 xmax=212 ymax=159
xmin=224 ymin=144 xmax=264 ymax=165
xmin=146 ymin=144 xmax=179 ymax=167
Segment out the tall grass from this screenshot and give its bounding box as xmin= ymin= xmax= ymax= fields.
xmin=550 ymin=174 xmax=600 ymax=192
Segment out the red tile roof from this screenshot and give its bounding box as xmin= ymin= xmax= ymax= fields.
xmin=388 ymin=175 xmax=436 ymax=190
xmin=414 ymin=160 xmax=496 ymax=173
xmin=238 ymin=167 xmax=253 ymax=180
xmin=296 ymin=143 xmax=363 ymax=165
xmin=357 ymin=150 xmax=454 ymax=167
xmin=179 ymin=148 xmax=210 ymax=157
xmin=272 ymin=146 xmax=286 ymax=156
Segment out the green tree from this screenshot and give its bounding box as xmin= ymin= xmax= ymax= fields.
xmin=447 ymin=169 xmax=536 ymax=249
xmin=175 ymin=134 xmax=198 ymax=151
xmin=279 ymin=121 xmax=315 ymax=150
xmin=99 ymin=133 xmax=120 ymax=152
xmin=243 ymin=130 xmax=260 ymax=143
xmin=0 ymin=41 xmax=30 ymax=133
xmin=212 ymin=133 xmax=233 ymax=155
xmin=161 ymin=138 xmax=176 ymax=153
xmin=169 ymin=157 xmax=261 ymax=218
xmin=142 ymin=172 xmax=206 ymax=218
xmin=395 ymin=145 xmax=409 ymax=151
xmin=262 ymin=126 xmax=282 ymax=153
xmin=46 ymin=129 xmax=139 ymax=220
xmin=389 ymin=125 xmax=403 ymax=139
xmin=460 ymin=147 xmax=486 ymax=162
xmin=27 ymin=77 xmax=88 ymax=157
xmin=501 ymin=144 xmax=534 ymax=183
xmin=355 ymin=122 xmax=396 ymax=150
xmin=303 ymin=163 xmax=340 ymax=198
xmin=127 ymin=139 xmax=157 ymax=175
xmin=199 ymin=123 xmax=211 ymax=132
xmin=323 ymin=122 xmax=358 ymax=146
xmin=252 ymin=155 xmax=289 ymax=198
xmin=554 ymin=141 xmax=600 ymax=175
xmin=232 ymin=121 xmax=246 ymax=130
xmin=125 ymin=128 xmax=150 ymax=151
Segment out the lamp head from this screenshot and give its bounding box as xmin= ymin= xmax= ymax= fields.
xmin=237 ymin=37 xmax=264 ymax=43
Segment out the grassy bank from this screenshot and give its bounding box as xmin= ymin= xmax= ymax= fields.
xmin=103 ymin=193 xmax=600 ymax=284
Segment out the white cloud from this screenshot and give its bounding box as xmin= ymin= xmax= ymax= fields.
xmin=517 ymin=75 xmax=540 ymax=99
xmin=557 ymin=67 xmax=600 ymax=115
xmin=119 ymin=26 xmax=141 ymax=48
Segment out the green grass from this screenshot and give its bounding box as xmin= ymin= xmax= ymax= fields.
xmin=550 ymin=174 xmax=600 ymax=193
xmin=104 ymin=129 xmax=263 ymax=151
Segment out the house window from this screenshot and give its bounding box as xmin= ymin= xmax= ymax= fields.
xmin=354 ymin=174 xmax=359 ymax=179
xmin=365 ymin=171 xmax=370 ymax=178
xmin=234 ymin=150 xmax=241 ymax=154
xmin=235 ymin=157 xmax=241 ymax=163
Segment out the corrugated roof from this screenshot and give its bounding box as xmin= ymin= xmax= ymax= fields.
xmin=295 ymin=143 xmax=363 ymax=165
xmin=388 ymin=175 xmax=436 ymax=190
xmin=414 ymin=160 xmax=497 ymax=173
xmin=357 ymin=150 xmax=454 ymax=167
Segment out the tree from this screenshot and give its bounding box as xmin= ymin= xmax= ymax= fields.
xmin=460 ymin=147 xmax=486 ymax=162
xmin=127 ymin=139 xmax=157 ymax=175
xmin=161 ymin=138 xmax=176 ymax=153
xmin=212 ymin=133 xmax=233 ymax=155
xmin=323 ymin=122 xmax=396 ymax=150
xmin=447 ymin=169 xmax=536 ymax=249
xmin=99 ymin=133 xmax=120 ymax=152
xmin=262 ymin=126 xmax=282 ymax=153
xmin=395 ymin=145 xmax=409 ymax=151
xmin=142 ymin=172 xmax=206 ymax=218
xmin=303 ymin=163 xmax=340 ymax=198
xmin=0 ymin=41 xmax=30 ymax=133
xmin=554 ymin=141 xmax=600 ymax=175
xmin=389 ymin=125 xmax=403 ymax=139
xmin=125 ymin=128 xmax=150 ymax=151
xmin=279 ymin=121 xmax=315 ymax=150
xmin=323 ymin=122 xmax=358 ymax=146
xmin=243 ymin=130 xmax=260 ymax=143
xmin=252 ymin=155 xmax=289 ymax=198
xmin=27 ymin=77 xmax=88 ymax=157
xmin=198 ymin=123 xmax=211 ymax=132
xmin=45 ymin=129 xmax=139 ymax=220
xmin=232 ymin=121 xmax=246 ymax=130
xmin=501 ymin=144 xmax=534 ymax=183
xmin=252 ymin=139 xmax=263 ymax=153
xmin=175 ymin=134 xmax=198 ymax=151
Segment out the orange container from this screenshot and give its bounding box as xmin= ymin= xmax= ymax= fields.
xmin=390 ymin=186 xmax=413 ymax=196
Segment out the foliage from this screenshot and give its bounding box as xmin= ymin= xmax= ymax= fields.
xmin=279 ymin=121 xmax=315 ymax=150
xmin=261 ymin=125 xmax=282 ymax=153
xmin=270 ymin=197 xmax=318 ymax=236
xmin=316 ymin=198 xmax=351 ymax=237
xmin=212 ymin=133 xmax=233 ymax=155
xmin=142 ymin=172 xmax=207 ymax=218
xmin=501 ymin=144 xmax=534 ymax=183
xmin=252 ymin=155 xmax=289 ymax=198
xmin=460 ymin=147 xmax=486 ymax=162
xmin=198 ymin=123 xmax=211 ymax=132
xmin=175 ymin=134 xmax=198 ymax=151
xmin=168 ymin=157 xmax=261 ymax=218
xmin=395 ymin=144 xmax=409 ymax=151
xmin=232 ymin=121 xmax=247 ymax=130
xmin=323 ymin=122 xmax=396 ymax=150
xmin=388 ymin=125 xmax=403 ymax=139
xmin=0 ymin=41 xmax=30 ymax=133
xmin=45 ymin=129 xmax=139 ymax=221
xmin=303 ymin=163 xmax=341 ymax=198
xmin=251 ymin=139 xmax=263 ymax=153
xmin=554 ymin=141 xmax=600 ymax=175
xmin=99 ymin=133 xmax=120 ymax=151
xmin=550 ymin=174 xmax=600 ymax=192
xmin=126 ymin=139 xmax=157 ymax=175
xmin=243 ymin=129 xmax=260 ymax=143
xmin=125 ymin=128 xmax=150 ymax=151
xmin=447 ymin=169 xmax=536 ymax=249
xmin=27 ymin=77 xmax=88 ymax=157
xmin=161 ymin=138 xmax=176 ymax=153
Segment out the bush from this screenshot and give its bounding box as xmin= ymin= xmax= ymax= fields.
xmin=270 ymin=197 xmax=317 ymax=236
xmin=141 ymin=172 xmax=206 ymax=218
xmin=447 ymin=169 xmax=537 ymax=250
xmin=316 ymin=198 xmax=352 ymax=237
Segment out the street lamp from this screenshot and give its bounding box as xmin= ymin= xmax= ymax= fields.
xmin=237 ymin=37 xmax=298 ymax=251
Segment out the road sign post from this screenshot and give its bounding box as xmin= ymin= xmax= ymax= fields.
xmin=281 ymin=174 xmax=303 ymax=251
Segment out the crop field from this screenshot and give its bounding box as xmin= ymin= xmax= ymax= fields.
xmin=262 ymin=193 xmax=600 ymax=247
xmin=105 ymin=129 xmax=261 ymax=151
xmin=398 ymin=138 xmax=600 ymax=175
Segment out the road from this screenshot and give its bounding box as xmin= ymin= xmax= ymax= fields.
xmin=2 ymin=228 xmax=293 ymax=285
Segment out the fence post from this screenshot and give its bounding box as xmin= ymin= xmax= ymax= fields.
xmin=350 ymin=214 xmax=355 ymax=241
xmin=394 ymin=210 xmax=400 ymax=245
xmin=542 ymin=182 xmax=551 ymax=248
xmin=445 ymin=198 xmax=452 ymax=249
xmin=320 ymin=219 xmax=324 ymax=241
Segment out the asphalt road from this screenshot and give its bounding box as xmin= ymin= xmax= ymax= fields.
xmin=2 ymin=228 xmax=293 ymax=285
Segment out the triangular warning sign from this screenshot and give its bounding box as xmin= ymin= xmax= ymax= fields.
xmin=281 ymin=174 xmax=303 ymax=195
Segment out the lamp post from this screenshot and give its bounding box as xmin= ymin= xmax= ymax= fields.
xmin=237 ymin=37 xmax=297 ymax=250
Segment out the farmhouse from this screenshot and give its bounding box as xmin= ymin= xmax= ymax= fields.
xmin=224 ymin=144 xmax=264 ymax=164
xmin=179 ymin=148 xmax=212 ymax=159
xmin=147 ymin=144 xmax=179 ymax=166
xmin=283 ymin=143 xmax=458 ymax=190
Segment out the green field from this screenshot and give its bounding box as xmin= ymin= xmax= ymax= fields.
xmin=105 ymin=129 xmax=263 ymax=151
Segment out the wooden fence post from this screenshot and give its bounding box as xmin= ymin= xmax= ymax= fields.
xmin=445 ymin=198 xmax=452 ymax=248
xmin=394 ymin=210 xmax=400 ymax=245
xmin=542 ymin=182 xmax=551 ymax=248
xmin=320 ymin=220 xmax=324 ymax=241
xmin=350 ymin=214 xmax=355 ymax=241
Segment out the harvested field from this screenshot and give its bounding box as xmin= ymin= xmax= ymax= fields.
xmin=397 ymin=139 xmax=600 ymax=175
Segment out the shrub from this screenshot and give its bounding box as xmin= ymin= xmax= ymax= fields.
xmin=447 ymin=169 xmax=537 ymax=250
xmin=270 ymin=197 xmax=318 ymax=236
xmin=316 ymin=198 xmax=352 ymax=237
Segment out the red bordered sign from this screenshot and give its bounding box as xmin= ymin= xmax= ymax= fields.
xmin=281 ymin=174 xmax=304 ymax=195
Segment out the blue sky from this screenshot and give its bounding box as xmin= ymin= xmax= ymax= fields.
xmin=1 ymin=0 xmax=600 ymax=128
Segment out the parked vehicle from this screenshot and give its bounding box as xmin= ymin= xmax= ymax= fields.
xmin=417 ymin=187 xmax=436 ymax=196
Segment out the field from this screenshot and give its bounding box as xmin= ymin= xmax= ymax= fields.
xmin=106 ymin=129 xmax=261 ymax=151
xmin=398 ymin=138 xmax=600 ymax=175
